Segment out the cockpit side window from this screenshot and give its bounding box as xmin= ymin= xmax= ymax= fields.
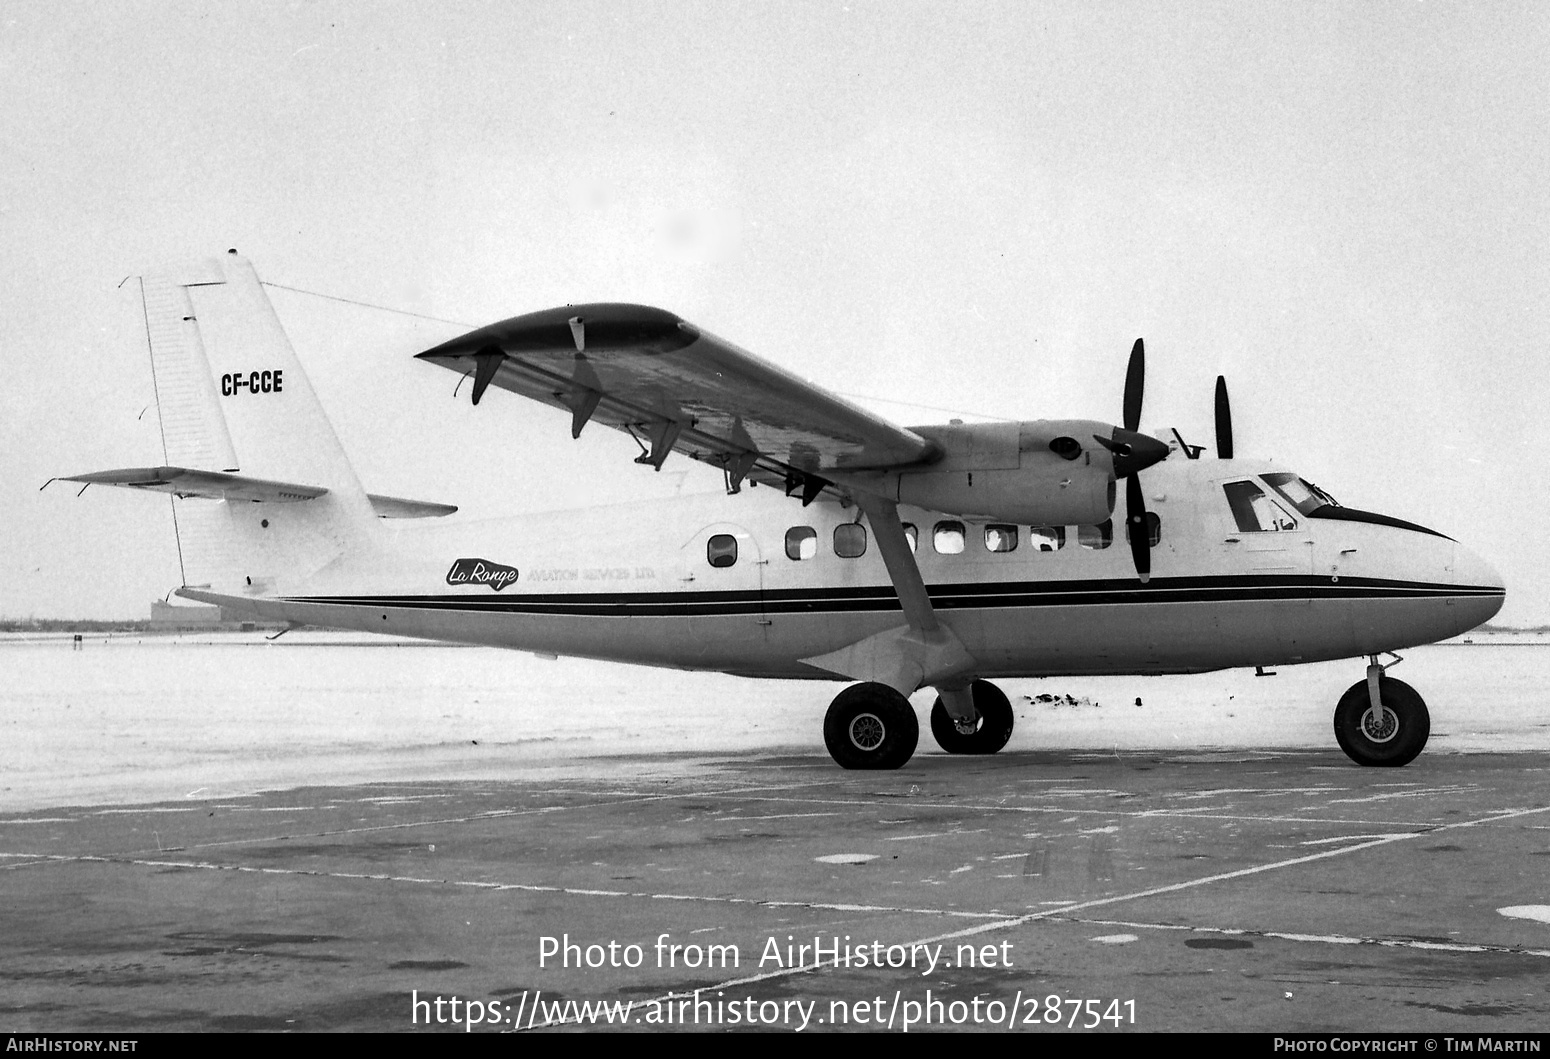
xmin=1223 ymin=481 xmax=1298 ymax=532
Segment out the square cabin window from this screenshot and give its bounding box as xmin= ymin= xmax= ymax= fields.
xmin=707 ymin=533 xmax=738 ymax=568
xmin=785 ymin=526 xmax=817 ymax=560
xmin=1029 ymin=525 xmax=1066 ymax=552
xmin=902 ymin=523 xmax=918 ymax=553
xmin=834 ymin=523 xmax=867 ymax=558
xmin=984 ymin=524 xmax=1018 ymax=553
xmin=1077 ymin=521 xmax=1113 ymax=550
xmin=933 ymin=520 xmax=966 ymax=554
xmin=1124 ymin=512 xmax=1163 ymax=547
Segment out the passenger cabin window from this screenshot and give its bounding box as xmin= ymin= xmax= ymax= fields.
xmin=707 ymin=533 xmax=738 ymax=568
xmin=1124 ymin=512 xmax=1163 ymax=547
xmin=933 ymin=520 xmax=966 ymax=554
xmin=1029 ymin=525 xmax=1065 ymax=552
xmin=1223 ymin=481 xmax=1298 ymax=532
xmin=902 ymin=523 xmax=918 ymax=553
xmin=984 ymin=524 xmax=1018 ymax=553
xmin=785 ymin=526 xmax=817 ymax=561
xmin=1077 ymin=521 xmax=1112 ymax=550
xmin=834 ymin=523 xmax=867 ymax=559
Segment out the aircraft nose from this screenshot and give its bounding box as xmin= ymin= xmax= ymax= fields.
xmin=1450 ymin=542 xmax=1506 ymax=629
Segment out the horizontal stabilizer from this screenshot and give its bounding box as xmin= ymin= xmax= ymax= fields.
xmin=64 ymin=466 xmax=456 ymax=518
xmin=64 ymin=466 xmax=327 ymax=503
xmin=365 ymin=494 xmax=459 ymax=519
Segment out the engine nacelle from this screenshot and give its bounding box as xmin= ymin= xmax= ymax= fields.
xmin=889 ymin=419 xmax=1118 ymax=525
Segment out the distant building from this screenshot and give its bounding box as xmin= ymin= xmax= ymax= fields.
xmin=149 ymin=601 xmax=223 ymax=627
xmin=148 ymin=601 xmax=284 ymax=632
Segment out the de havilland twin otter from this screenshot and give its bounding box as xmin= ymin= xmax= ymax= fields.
xmin=66 ymin=252 xmax=1504 ymax=770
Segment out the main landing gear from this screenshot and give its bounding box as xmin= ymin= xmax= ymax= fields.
xmin=822 ymin=678 xmax=1016 ymax=769
xmin=819 ymin=493 xmax=1017 ymax=770
xmin=823 ymin=682 xmax=919 ymax=770
xmin=930 ymin=680 xmax=1015 ymax=755
xmin=1333 ymin=655 xmax=1430 ymax=767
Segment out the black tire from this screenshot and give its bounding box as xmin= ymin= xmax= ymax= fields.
xmin=930 ymin=679 xmax=1015 ymax=755
xmin=823 ymin=682 xmax=919 ymax=770
xmin=1333 ymin=676 xmax=1430 ymax=767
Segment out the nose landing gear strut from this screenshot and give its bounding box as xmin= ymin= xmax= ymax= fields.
xmin=1333 ymin=653 xmax=1430 ymax=767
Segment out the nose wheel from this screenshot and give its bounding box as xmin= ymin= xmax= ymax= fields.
xmin=1333 ymin=674 xmax=1430 ymax=767
xmin=823 ymin=682 xmax=919 ymax=770
xmin=930 ymin=679 xmax=1015 ymax=754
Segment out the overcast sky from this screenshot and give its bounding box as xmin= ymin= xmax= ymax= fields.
xmin=3 ymin=1 xmax=1546 ymax=623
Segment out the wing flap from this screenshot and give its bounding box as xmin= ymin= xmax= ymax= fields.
xmin=416 ymin=303 xmax=938 ymax=488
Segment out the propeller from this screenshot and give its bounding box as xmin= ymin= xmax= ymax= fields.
xmin=1125 ymin=475 xmax=1151 ymax=582
xmin=1090 ymin=338 xmax=1170 ymax=583
xmin=1214 ymin=375 xmax=1233 ymax=459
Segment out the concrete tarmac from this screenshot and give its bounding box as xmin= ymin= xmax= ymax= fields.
xmin=2 ymin=747 xmax=1548 ymax=1033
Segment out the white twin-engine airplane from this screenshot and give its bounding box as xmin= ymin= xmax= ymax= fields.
xmin=66 ymin=252 xmax=1505 ymax=771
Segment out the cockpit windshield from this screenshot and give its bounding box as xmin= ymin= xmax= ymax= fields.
xmin=1261 ymin=472 xmax=1340 ymax=516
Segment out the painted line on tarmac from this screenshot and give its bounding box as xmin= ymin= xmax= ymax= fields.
xmin=0 ymin=851 xmax=1015 ymax=922
xmin=634 ymin=802 xmax=1550 ymax=1003
xmin=1053 ymin=915 xmax=1550 ymax=959
xmin=88 ymin=780 xmax=844 ymax=858
xmin=663 ymin=793 xmax=1441 ymax=829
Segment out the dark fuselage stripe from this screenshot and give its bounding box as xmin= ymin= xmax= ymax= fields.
xmin=282 ymin=576 xmax=1503 ymax=618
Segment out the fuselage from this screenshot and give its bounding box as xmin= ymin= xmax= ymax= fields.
xmin=186 ymin=457 xmax=1504 ymax=681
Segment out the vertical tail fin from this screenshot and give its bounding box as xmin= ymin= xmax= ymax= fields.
xmin=137 ymin=252 xmax=378 ymax=592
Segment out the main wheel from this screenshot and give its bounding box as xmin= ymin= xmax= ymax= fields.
xmin=1333 ymin=675 xmax=1430 ymax=767
xmin=930 ymin=679 xmax=1015 ymax=754
xmin=823 ymin=682 xmax=919 ymax=770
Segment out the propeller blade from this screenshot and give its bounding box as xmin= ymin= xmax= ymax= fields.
xmin=1123 ymin=338 xmax=1145 ymax=432
xmin=1214 ymin=375 xmax=1233 ymax=459
xmin=1126 ymin=474 xmax=1151 ymax=583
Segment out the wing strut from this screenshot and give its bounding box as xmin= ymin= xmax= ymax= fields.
xmin=801 ymin=492 xmax=977 ymax=725
xmin=854 ymin=493 xmax=938 ymax=635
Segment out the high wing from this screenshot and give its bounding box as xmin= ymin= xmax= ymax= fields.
xmin=415 ymin=303 xmax=940 ymax=500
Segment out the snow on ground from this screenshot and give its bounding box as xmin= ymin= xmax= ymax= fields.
xmin=1 ymin=630 xmax=1545 ymax=810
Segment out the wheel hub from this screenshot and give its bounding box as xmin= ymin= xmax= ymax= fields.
xmin=1360 ymin=705 xmax=1399 ymax=743
xmin=848 ymin=712 xmax=886 ymax=751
